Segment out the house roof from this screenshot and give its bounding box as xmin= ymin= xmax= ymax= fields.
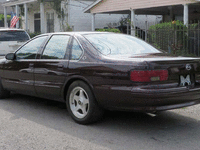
xmin=0 ymin=0 xmax=12 ymax=14
xmin=84 ymin=0 xmax=102 ymax=13
xmin=3 ymin=0 xmax=95 ymax=7
xmin=84 ymin=0 xmax=200 ymax=15
xmin=2 ymin=0 xmax=37 ymax=7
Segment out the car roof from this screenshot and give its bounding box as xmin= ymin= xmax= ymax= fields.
xmin=0 ymin=28 xmax=27 ymax=32
xmin=39 ymin=31 xmax=112 ymax=37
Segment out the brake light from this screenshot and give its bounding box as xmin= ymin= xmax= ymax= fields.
xmin=130 ymin=70 xmax=168 ymax=82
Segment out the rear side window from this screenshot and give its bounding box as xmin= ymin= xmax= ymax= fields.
xmin=41 ymin=35 xmax=70 ymax=59
xmin=0 ymin=31 xmax=29 ymax=41
xmin=70 ymin=39 xmax=83 ymax=60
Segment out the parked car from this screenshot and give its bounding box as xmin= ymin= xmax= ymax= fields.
xmin=0 ymin=28 xmax=30 ymax=56
xmin=1 ymin=32 xmax=200 ymax=124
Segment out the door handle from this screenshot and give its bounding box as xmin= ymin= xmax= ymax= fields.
xmin=29 ymin=63 xmax=34 ymax=68
xmin=58 ymin=64 xmax=64 ymax=70
xmin=58 ymin=64 xmax=63 ymax=68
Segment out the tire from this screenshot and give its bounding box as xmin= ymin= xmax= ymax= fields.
xmin=66 ymin=81 xmax=104 ymax=124
xmin=0 ymin=79 xmax=10 ymax=99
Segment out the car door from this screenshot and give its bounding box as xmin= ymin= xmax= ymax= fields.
xmin=34 ymin=34 xmax=71 ymax=101
xmin=2 ymin=35 xmax=48 ymax=96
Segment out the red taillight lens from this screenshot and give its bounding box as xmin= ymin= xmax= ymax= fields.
xmin=130 ymin=70 xmax=168 ymax=82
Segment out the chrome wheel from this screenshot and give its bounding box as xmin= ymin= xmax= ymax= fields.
xmin=69 ymin=87 xmax=89 ymax=119
xmin=67 ymin=81 xmax=104 ymax=124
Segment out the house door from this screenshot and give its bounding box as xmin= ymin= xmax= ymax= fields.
xmin=34 ymin=13 xmax=41 ymax=33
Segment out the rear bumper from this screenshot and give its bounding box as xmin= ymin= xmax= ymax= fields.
xmin=94 ymin=84 xmax=200 ymax=112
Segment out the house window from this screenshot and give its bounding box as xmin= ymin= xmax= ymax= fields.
xmin=46 ymin=12 xmax=54 ymax=33
xmin=34 ymin=13 xmax=41 ymax=33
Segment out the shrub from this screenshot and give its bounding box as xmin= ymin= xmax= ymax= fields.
xmin=28 ymin=32 xmax=41 ymax=38
xmin=96 ymin=28 xmax=121 ymax=33
xmin=148 ymin=21 xmax=195 ymax=56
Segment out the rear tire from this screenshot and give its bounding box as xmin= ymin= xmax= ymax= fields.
xmin=66 ymin=81 xmax=104 ymax=124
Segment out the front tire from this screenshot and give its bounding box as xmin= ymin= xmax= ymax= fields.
xmin=0 ymin=79 xmax=10 ymax=99
xmin=66 ymin=81 xmax=104 ymax=124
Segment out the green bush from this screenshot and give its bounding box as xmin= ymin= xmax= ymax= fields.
xmin=148 ymin=21 xmax=190 ymax=56
xmin=96 ymin=28 xmax=121 ymax=33
xmin=28 ymin=32 xmax=41 ymax=38
xmin=149 ymin=20 xmax=187 ymax=30
xmin=0 ymin=14 xmax=11 ymax=23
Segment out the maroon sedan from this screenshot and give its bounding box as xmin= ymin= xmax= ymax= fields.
xmin=1 ymin=32 xmax=200 ymax=124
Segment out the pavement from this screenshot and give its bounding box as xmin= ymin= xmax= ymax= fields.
xmin=0 ymin=93 xmax=200 ymax=150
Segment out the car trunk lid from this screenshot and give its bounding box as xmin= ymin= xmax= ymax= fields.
xmin=104 ymin=53 xmax=200 ymax=85
xmin=136 ymin=54 xmax=200 ymax=86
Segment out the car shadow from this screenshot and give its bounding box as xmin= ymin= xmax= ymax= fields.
xmin=0 ymin=93 xmax=200 ymax=150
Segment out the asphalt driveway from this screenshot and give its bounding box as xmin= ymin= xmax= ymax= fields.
xmin=0 ymin=94 xmax=199 ymax=150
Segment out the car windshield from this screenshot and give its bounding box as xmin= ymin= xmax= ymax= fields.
xmin=84 ymin=33 xmax=161 ymax=56
xmin=0 ymin=31 xmax=29 ymax=41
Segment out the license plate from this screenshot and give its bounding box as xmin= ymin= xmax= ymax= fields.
xmin=180 ymin=75 xmax=191 ymax=86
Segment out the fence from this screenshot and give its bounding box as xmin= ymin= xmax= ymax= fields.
xmin=134 ymin=22 xmax=200 ymax=57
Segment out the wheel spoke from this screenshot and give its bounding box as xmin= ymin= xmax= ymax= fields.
xmin=81 ymin=105 xmax=87 ymax=115
xmin=82 ymin=97 xmax=89 ymax=105
xmin=71 ymin=99 xmax=77 ymax=107
xmin=75 ymin=104 xmax=81 ymax=112
xmin=73 ymin=95 xmax=79 ymax=101
xmin=79 ymin=89 xmax=84 ymax=98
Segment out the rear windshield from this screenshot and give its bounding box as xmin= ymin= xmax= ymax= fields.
xmin=0 ymin=31 xmax=30 ymax=41
xmin=83 ymin=33 xmax=161 ymax=56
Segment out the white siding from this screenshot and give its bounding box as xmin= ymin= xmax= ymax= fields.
xmin=69 ymin=0 xmax=126 ymax=31
xmin=22 ymin=2 xmax=60 ymax=33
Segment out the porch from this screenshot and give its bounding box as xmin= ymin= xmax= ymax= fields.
xmin=84 ymin=0 xmax=200 ymax=56
xmin=2 ymin=0 xmax=59 ymax=33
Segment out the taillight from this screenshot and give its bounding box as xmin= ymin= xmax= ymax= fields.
xmin=130 ymin=70 xmax=168 ymax=82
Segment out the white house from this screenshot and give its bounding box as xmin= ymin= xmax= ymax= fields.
xmin=61 ymin=0 xmax=129 ymax=31
xmin=0 ymin=0 xmax=13 ymax=27
xmin=2 ymin=0 xmax=161 ymax=33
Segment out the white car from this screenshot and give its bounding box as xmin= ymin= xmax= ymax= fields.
xmin=0 ymin=28 xmax=30 ymax=56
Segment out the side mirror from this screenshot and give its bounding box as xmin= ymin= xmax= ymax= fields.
xmin=5 ymin=53 xmax=15 ymax=60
